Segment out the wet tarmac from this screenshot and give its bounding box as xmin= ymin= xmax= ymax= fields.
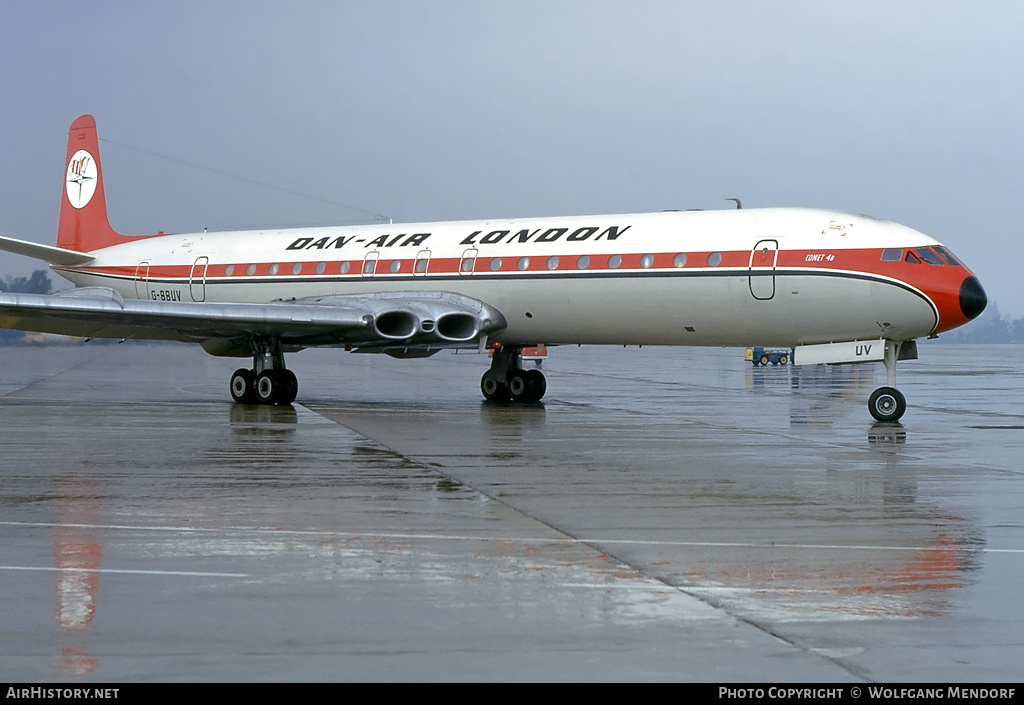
xmin=0 ymin=341 xmax=1021 ymax=682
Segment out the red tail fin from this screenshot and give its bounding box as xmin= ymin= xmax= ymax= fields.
xmin=57 ymin=115 xmax=125 ymax=252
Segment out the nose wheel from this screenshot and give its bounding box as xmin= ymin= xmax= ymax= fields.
xmin=868 ymin=386 xmax=906 ymax=422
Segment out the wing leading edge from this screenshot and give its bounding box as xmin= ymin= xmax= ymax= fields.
xmin=0 ymin=288 xmax=507 ymax=356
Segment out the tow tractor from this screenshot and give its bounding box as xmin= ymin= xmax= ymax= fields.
xmin=745 ymin=346 xmax=792 ymax=366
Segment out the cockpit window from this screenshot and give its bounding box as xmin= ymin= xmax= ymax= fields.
xmin=933 ymin=246 xmax=962 ymax=266
xmin=880 ymin=249 xmax=902 ymax=262
xmin=905 ymin=251 xmax=921 ymax=264
xmin=915 ymin=248 xmax=944 ymax=266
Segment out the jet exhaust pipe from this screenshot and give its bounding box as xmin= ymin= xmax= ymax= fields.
xmin=435 ymin=312 xmax=479 ymax=342
xmin=373 ymin=310 xmax=418 ymax=339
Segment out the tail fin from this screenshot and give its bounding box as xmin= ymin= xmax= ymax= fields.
xmin=57 ymin=115 xmax=125 ymax=252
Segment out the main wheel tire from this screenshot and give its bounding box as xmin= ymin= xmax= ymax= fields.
xmin=256 ymin=370 xmax=284 ymax=405
xmin=779 ymin=355 xmax=788 ymax=365
xmin=279 ymin=370 xmax=298 ymax=405
xmin=524 ymin=369 xmax=546 ymax=402
xmin=868 ymin=386 xmax=906 ymax=422
xmin=507 ymin=369 xmax=548 ymax=403
xmin=230 ymin=369 xmax=256 ymax=404
xmin=505 ymin=370 xmax=528 ymax=403
xmin=480 ymin=371 xmax=510 ymax=403
xmin=760 ymin=355 xmax=769 ymax=366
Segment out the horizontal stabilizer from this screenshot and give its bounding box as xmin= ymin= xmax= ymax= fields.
xmin=0 ymin=235 xmax=95 ymax=265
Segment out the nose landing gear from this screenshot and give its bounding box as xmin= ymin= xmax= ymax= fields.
xmin=868 ymin=340 xmax=910 ymax=422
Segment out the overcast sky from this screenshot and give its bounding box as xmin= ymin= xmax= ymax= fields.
xmin=2 ymin=2 xmax=1021 ymax=317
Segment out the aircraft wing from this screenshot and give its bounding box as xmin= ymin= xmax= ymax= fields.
xmin=0 ymin=234 xmax=95 ymax=265
xmin=0 ymin=287 xmax=506 ymax=356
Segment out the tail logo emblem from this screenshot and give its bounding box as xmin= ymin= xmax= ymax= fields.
xmin=66 ymin=149 xmax=97 ymax=209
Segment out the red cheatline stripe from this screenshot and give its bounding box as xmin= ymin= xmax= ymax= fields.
xmin=66 ymin=247 xmax=930 ymax=279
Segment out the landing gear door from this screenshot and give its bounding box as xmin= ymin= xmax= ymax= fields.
xmin=134 ymin=262 xmax=150 ymax=300
xmin=190 ymin=256 xmax=208 ymax=302
xmin=748 ymin=239 xmax=778 ymax=300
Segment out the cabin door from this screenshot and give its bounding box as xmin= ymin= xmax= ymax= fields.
xmin=134 ymin=262 xmax=150 ymax=299
xmin=748 ymin=240 xmax=778 ymax=300
xmin=190 ymin=256 xmax=208 ymax=302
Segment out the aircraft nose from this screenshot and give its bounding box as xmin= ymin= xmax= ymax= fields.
xmin=959 ymin=276 xmax=987 ymax=320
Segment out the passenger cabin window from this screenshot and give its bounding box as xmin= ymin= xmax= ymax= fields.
xmin=915 ymin=248 xmax=944 ymax=266
xmin=880 ymin=249 xmax=903 ymax=262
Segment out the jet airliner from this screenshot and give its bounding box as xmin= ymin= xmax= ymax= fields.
xmin=0 ymin=115 xmax=987 ymax=421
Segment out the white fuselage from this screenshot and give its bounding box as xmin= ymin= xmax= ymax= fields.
xmin=54 ymin=208 xmax=945 ymax=347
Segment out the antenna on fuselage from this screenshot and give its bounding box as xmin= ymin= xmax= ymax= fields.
xmin=725 ymin=198 xmax=742 ymax=209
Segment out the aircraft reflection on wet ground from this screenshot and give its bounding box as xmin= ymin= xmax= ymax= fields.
xmin=0 ymin=342 xmax=1021 ymax=681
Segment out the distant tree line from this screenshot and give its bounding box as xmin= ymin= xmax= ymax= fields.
xmin=0 ymin=269 xmax=53 ymax=295
xmin=936 ymin=304 xmax=1024 ymax=344
xmin=0 ymin=269 xmax=55 ymax=343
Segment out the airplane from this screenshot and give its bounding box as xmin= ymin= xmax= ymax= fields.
xmin=0 ymin=115 xmax=988 ymax=422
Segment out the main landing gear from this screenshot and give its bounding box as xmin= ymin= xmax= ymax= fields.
xmin=868 ymin=340 xmax=909 ymax=423
xmin=230 ymin=338 xmax=298 ymax=406
xmin=480 ymin=344 xmax=547 ymax=403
